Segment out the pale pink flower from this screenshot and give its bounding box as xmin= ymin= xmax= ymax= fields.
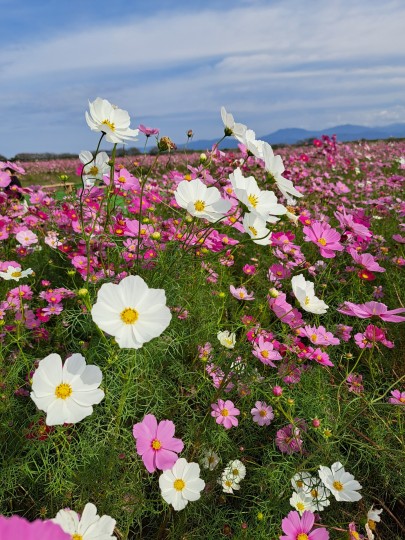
xmin=0 ymin=515 xmax=69 ymax=540
xmin=15 ymin=229 xmax=38 ymax=247
xmin=230 ymin=285 xmax=255 ymax=301
xmin=348 ymin=248 xmax=385 ymax=272
xmin=251 ymin=401 xmax=274 ymax=426
xmin=211 ymin=399 xmax=240 ymax=429
xmin=252 ymin=336 xmax=282 ymax=367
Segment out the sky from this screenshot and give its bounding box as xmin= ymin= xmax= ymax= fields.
xmin=1 ymin=0 xmax=405 ymax=157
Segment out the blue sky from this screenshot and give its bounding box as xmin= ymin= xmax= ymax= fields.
xmin=1 ymin=0 xmax=405 ymax=157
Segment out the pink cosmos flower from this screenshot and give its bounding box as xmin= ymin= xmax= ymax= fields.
xmin=276 ymin=424 xmax=304 ymax=454
xmin=268 ymin=292 xmax=303 ymax=329
xmin=303 ymin=221 xmax=344 ymax=258
xmin=334 ymin=208 xmax=372 ymax=240
xmin=132 ymin=414 xmax=184 ymax=473
xmin=335 ymin=324 xmax=353 ymax=342
xmin=388 ymin=390 xmax=405 ymax=405
xmin=211 ymin=399 xmax=240 ymax=429
xmin=252 ymin=336 xmax=282 ymax=367
xmin=138 ymin=124 xmax=160 ymax=137
xmin=0 ymin=515 xmax=69 ymax=540
xmin=242 ymin=264 xmax=256 ymax=275
xmin=346 ymin=373 xmax=364 ymax=394
xmin=310 ymin=348 xmax=334 ymax=367
xmin=280 ymin=510 xmax=329 ymax=540
xmin=230 ymin=285 xmax=255 ymax=301
xmin=354 ymin=324 xmax=394 ymax=349
xmin=251 ymin=401 xmax=274 ymax=426
xmin=338 ymin=301 xmax=405 ymax=322
xmin=15 ymin=229 xmax=38 ymax=247
xmin=298 ymin=325 xmax=340 ymax=346
xmin=348 ymin=248 xmax=385 ymax=272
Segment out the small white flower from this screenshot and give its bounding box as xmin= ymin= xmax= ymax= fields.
xmin=291 ymin=274 xmax=329 ymax=315
xmin=301 ymin=477 xmax=331 ymax=511
xmin=242 ymin=213 xmax=272 ymax=245
xmin=220 ymin=106 xmax=247 ymax=140
xmin=79 ymin=150 xmax=110 ymax=187
xmin=223 ymin=460 xmax=246 ymax=484
xmin=159 ymin=458 xmax=205 ymax=511
xmin=318 ymin=462 xmax=362 ymax=502
xmin=201 ymin=449 xmax=220 ymax=471
xmin=262 ymin=142 xmax=303 ymax=199
xmin=291 ymin=472 xmax=314 ymax=492
xmin=367 ymin=505 xmax=382 ymax=523
xmin=289 ymin=491 xmax=317 ymax=515
xmin=217 ymin=330 xmax=236 ymax=349
xmin=53 ymin=502 xmax=116 ymax=539
xmin=174 ymin=178 xmax=232 ymax=223
xmin=91 ymin=275 xmax=172 ymax=349
xmin=85 ymin=97 xmax=139 ymax=144
xmin=229 ymin=167 xmax=286 ymax=223
xmin=0 ymin=265 xmax=33 ymax=281
xmin=30 ymin=353 xmax=104 ymax=426
xmin=220 ymin=474 xmax=241 ymax=494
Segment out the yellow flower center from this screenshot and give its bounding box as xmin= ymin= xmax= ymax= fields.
xmin=400 ymin=397 xmax=405 ymax=403
xmin=248 ymin=194 xmax=259 ymax=208
xmin=120 ymin=307 xmax=139 ymax=325
xmin=102 ymin=119 xmax=115 ymax=131
xmin=351 ymin=532 xmax=360 ymax=539
xmin=225 ymin=480 xmax=233 ymax=487
xmin=333 ymin=480 xmax=344 ymax=491
xmin=173 ymin=479 xmax=185 ymax=491
xmin=304 ymin=296 xmax=311 ymax=305
xmin=310 ymin=334 xmax=317 ymax=341
xmin=11 ymin=271 xmax=22 ymax=278
xmin=259 ymin=410 xmax=267 ymax=417
xmin=88 ymin=166 xmax=99 ymax=176
xmin=310 ymin=488 xmax=318 ymax=498
xmin=296 ymin=480 xmax=303 ymax=488
xmin=221 ymin=408 xmax=229 ymax=417
xmin=248 ymin=226 xmax=258 ymax=237
xmin=118 ymin=176 xmax=127 ymax=183
xmin=261 ymin=350 xmax=269 ymax=358
xmin=184 ymin=174 xmax=192 ymax=181
xmin=318 ymin=237 xmax=327 ymax=246
xmin=296 ymin=502 xmax=305 ymax=512
xmin=151 ymin=439 xmax=162 ymax=450
xmin=72 ymin=535 xmax=83 ymax=540
xmin=232 ymin=468 xmax=239 ymax=476
xmin=367 ymin=520 xmax=376 ymax=530
xmin=55 ymin=383 xmax=73 ymax=400
xmin=194 ymin=200 xmax=206 ymax=212
xmin=297 ymin=535 xmax=309 ymax=540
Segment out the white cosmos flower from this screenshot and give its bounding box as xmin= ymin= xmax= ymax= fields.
xmin=230 ymin=167 xmax=286 ymax=223
xmin=201 ymin=449 xmax=220 ymax=471
xmin=30 ymin=353 xmax=104 ymax=426
xmin=223 ymin=460 xmax=246 ymax=484
xmin=79 ymin=150 xmax=110 ymax=187
xmin=367 ymin=506 xmax=382 ymax=524
xmin=85 ymin=97 xmax=139 ymax=144
xmin=242 ymin=213 xmax=272 ymax=245
xmin=0 ymin=265 xmax=33 ymax=281
xmin=263 ymin=142 xmax=303 ymax=199
xmin=174 ymin=178 xmax=232 ymax=223
xmin=159 ymin=458 xmax=205 ymax=511
xmin=318 ymin=462 xmax=362 ymax=502
xmin=221 ymin=474 xmax=241 ymax=494
xmin=290 ymin=491 xmax=317 ymax=515
xmin=301 ymin=477 xmax=331 ymax=511
xmin=53 ymin=502 xmax=116 ymax=540
xmin=91 ymin=275 xmax=172 ymax=349
xmin=291 ymin=274 xmax=329 ymax=315
xmin=220 ymin=106 xmax=247 ymax=140
xmin=291 ymin=472 xmax=315 ymax=493
xmin=217 ymin=330 xmax=236 ymax=349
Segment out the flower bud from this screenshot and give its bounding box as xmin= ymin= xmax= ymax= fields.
xmin=272 ymin=385 xmax=283 ymax=396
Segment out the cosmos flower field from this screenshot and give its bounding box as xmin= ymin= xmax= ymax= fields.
xmin=0 ymin=100 xmax=404 ymax=539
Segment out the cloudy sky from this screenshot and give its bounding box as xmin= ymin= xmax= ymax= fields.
xmin=1 ymin=0 xmax=405 ymax=157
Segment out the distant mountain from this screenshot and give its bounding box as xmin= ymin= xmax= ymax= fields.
xmin=181 ymin=123 xmax=405 ymax=150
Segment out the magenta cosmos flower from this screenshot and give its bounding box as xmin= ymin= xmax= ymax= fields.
xmin=280 ymin=510 xmax=329 ymax=540
xmin=338 ymin=301 xmax=405 ymax=322
xmin=303 ymin=221 xmax=344 ymax=259
xmin=132 ymin=414 xmax=184 ymax=473
xmin=211 ymin=399 xmax=240 ymax=429
xmin=0 ymin=515 xmax=69 ymax=540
